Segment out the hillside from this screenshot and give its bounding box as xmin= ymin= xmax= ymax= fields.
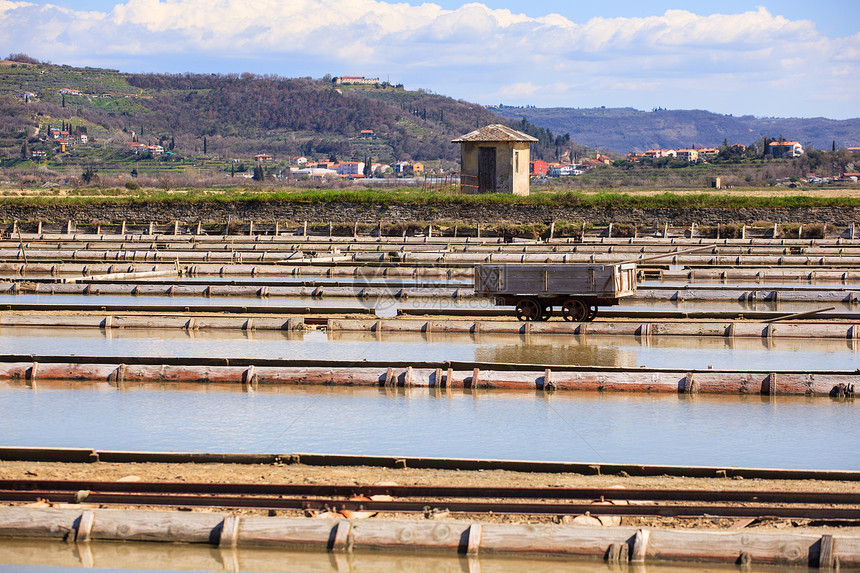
xmin=491 ymin=106 xmax=860 ymax=153
xmin=0 ymin=59 xmax=562 ymax=168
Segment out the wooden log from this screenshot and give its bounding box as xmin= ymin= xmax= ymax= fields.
xmin=350 ymin=520 xmax=468 ymax=552
xmin=0 ymin=362 xmax=852 ymax=395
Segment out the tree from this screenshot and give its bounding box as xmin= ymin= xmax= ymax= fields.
xmin=20 ymin=141 xmax=29 ymax=160
xmin=81 ymin=167 xmax=97 ymax=183
xmin=252 ymin=164 xmax=265 ymax=181
xmin=131 ymin=168 xmax=138 ymax=178
xmin=203 ymin=137 xmax=207 ymax=154
xmin=169 ymin=136 xmax=175 ymax=151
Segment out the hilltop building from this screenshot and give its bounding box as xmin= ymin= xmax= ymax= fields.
xmin=335 ymin=76 xmax=379 ymax=86
xmin=769 ymin=141 xmax=804 ymax=158
xmin=452 ymin=124 xmax=538 ymax=196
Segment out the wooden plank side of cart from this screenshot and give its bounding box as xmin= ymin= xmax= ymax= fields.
xmin=475 ymin=264 xmax=635 ymax=298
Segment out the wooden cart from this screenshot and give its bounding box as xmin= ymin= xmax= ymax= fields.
xmin=474 ymin=263 xmax=637 ymax=321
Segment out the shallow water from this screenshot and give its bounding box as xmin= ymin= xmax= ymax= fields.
xmin=0 ymin=382 xmax=856 ymax=470
xmin=1 ymin=326 xmax=858 ymax=371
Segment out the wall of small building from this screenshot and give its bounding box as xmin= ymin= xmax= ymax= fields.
xmin=459 ymin=141 xmax=530 ymax=196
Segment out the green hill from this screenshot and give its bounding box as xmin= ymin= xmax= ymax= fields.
xmin=1 ymin=59 xmax=574 ymax=173
xmin=491 ymin=106 xmax=860 ymax=153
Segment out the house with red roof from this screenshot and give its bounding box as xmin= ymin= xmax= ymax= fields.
xmin=769 ymin=141 xmax=804 ymax=158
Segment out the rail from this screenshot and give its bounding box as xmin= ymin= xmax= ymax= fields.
xmin=1 ymin=479 xmax=859 ymax=520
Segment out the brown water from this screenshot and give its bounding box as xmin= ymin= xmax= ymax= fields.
xmin=0 ymin=538 xmax=824 ymax=573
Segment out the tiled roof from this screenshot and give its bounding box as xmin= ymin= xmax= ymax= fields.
xmin=452 ymin=124 xmax=539 ymax=143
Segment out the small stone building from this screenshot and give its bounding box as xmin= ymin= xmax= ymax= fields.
xmin=452 ymin=124 xmax=538 ymax=196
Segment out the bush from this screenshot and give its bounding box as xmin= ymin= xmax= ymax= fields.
xmin=611 ymin=223 xmax=636 ymax=237
xmin=720 ymin=223 xmax=743 ymax=239
xmin=124 ymin=181 xmax=141 ymax=191
xmin=801 ymin=223 xmax=825 ymax=239
xmin=551 ymin=223 xmax=583 ymax=239
xmin=383 ymin=222 xmax=425 ymax=236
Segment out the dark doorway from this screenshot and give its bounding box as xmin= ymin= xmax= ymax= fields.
xmin=478 ymin=147 xmax=496 ymax=193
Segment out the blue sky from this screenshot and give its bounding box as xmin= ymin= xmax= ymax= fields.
xmin=1 ymin=0 xmax=858 ymax=119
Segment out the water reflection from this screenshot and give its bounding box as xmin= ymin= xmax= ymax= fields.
xmin=0 ymin=383 xmax=856 ymax=470
xmin=1 ymin=326 xmax=857 ymax=371
xmin=0 ymin=538 xmax=815 ymax=573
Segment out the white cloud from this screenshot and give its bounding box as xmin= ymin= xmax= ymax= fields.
xmin=0 ymin=0 xmax=33 ymax=10
xmin=0 ymin=1 xmax=856 ymax=117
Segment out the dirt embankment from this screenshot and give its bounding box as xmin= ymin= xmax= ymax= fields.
xmin=1 ymin=201 xmax=859 ymax=226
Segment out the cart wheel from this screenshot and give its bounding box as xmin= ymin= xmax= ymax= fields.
xmin=561 ymin=299 xmax=588 ymax=322
xmin=541 ymin=304 xmax=553 ymax=321
xmin=586 ymin=305 xmax=598 ymax=322
xmin=515 ymin=298 xmax=542 ymax=321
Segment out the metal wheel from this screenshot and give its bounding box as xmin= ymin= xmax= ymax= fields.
xmin=515 ymin=298 xmax=542 ymax=321
xmin=541 ymin=303 xmax=553 ymax=321
xmin=586 ymin=305 xmax=598 ymax=322
xmin=561 ymin=299 xmax=588 ymax=322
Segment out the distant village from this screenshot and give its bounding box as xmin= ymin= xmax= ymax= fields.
xmin=20 ymin=86 xmax=860 ymax=185
xmin=627 ymin=141 xmax=804 ymax=162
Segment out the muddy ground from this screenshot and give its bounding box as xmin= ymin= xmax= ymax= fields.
xmin=2 ymin=461 xmax=858 ymax=534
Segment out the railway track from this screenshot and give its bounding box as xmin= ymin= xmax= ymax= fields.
xmin=1 ymin=301 xmax=858 ymax=322
xmin=6 ymin=262 xmax=860 ymax=284
xmin=8 ymin=232 xmax=860 ymax=267
xmin=4 ymin=479 xmax=859 ymax=521
xmin=3 ymin=278 xmax=860 ymax=303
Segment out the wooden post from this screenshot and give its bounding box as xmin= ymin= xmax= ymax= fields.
xmin=249 ymin=221 xmax=254 ymax=236
xmin=67 ymin=220 xmax=73 ymax=234
xmin=631 ymin=528 xmax=650 ymax=562
xmin=690 ymin=223 xmax=696 ymax=239
xmin=121 ymin=220 xmax=126 ymax=235
xmin=195 ymin=221 xmax=202 ymax=235
xmin=548 ymin=221 xmax=555 ymax=241
xmin=148 ymin=221 xmax=154 ymax=235
xmin=303 ymin=221 xmax=308 ymax=236
xmin=37 ymin=220 xmax=42 ymax=235
xmin=607 ymin=222 xmax=613 ymax=238
xmin=328 ymin=222 xmax=333 ymax=237
xmin=772 ymin=223 xmax=778 ymax=238
xmin=476 ymin=223 xmax=481 ymax=239
xmin=741 ymin=224 xmax=746 ymax=239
